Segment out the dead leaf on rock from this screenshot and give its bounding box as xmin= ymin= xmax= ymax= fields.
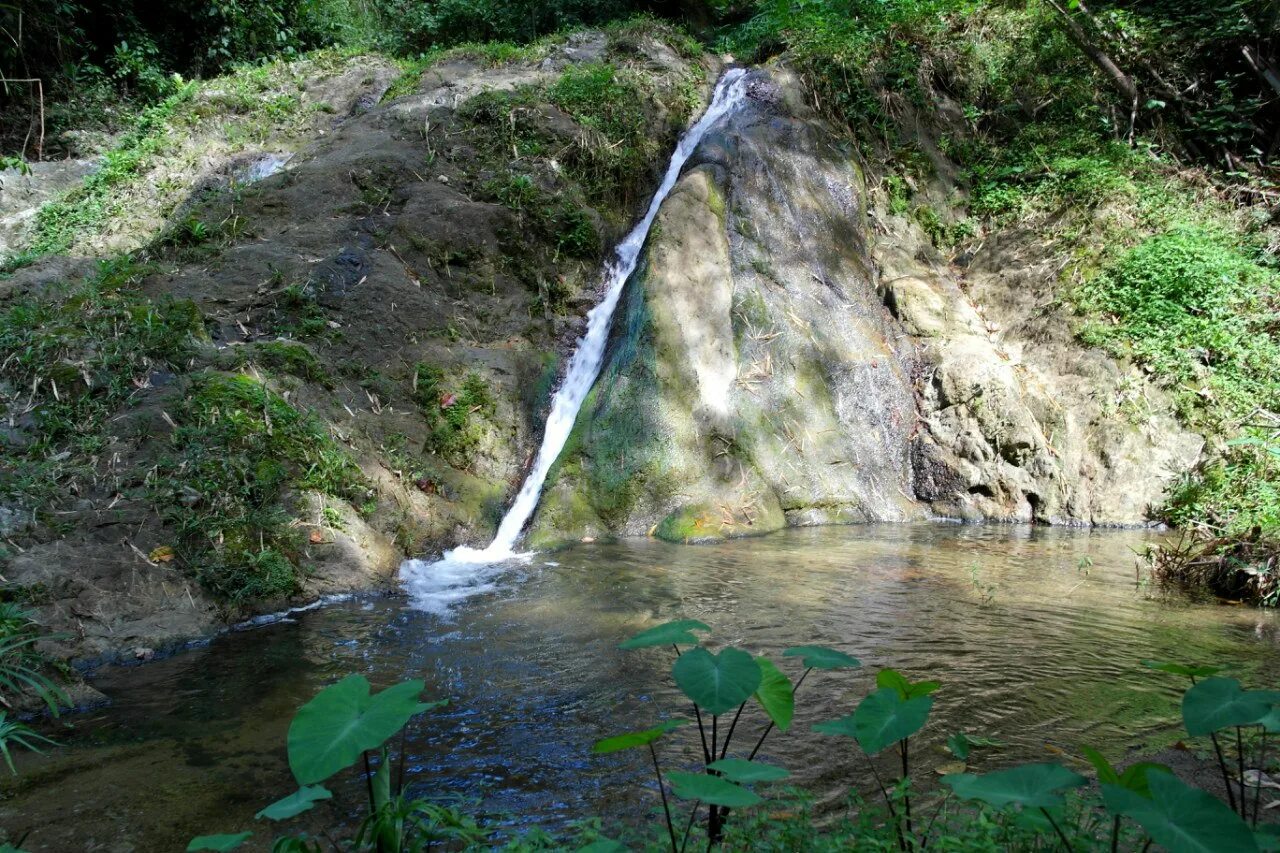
xmin=149 ymin=545 xmax=175 ymax=563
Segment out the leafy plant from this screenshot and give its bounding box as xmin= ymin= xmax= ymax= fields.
xmin=189 ymin=674 xmax=467 ymax=853
xmin=595 ymin=620 xmax=860 ymax=848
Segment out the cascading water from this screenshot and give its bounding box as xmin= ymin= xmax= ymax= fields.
xmin=400 ymin=68 xmax=749 ymax=612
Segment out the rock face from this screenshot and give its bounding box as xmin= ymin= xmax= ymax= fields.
xmin=529 ymin=64 xmax=1203 ymax=544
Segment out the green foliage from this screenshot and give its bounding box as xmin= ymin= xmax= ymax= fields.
xmin=1181 ymin=677 xmax=1280 ymax=737
xmin=1103 ymin=771 xmax=1259 ymax=853
xmin=753 ymin=657 xmax=794 ymax=733
xmin=287 ymin=675 xmax=435 ymax=785
xmin=814 ymin=687 xmax=933 ymax=755
xmin=412 ymin=365 xmax=495 ymax=467
xmin=187 ymin=833 xmax=252 ymax=852
xmin=591 ymin=720 xmax=685 ymax=754
xmin=548 ymin=62 xmax=665 ymax=209
xmin=192 ymin=675 xmax=470 ymax=853
xmin=616 ymin=619 xmax=710 ymax=649
xmin=3 ymin=85 xmax=196 ymax=268
xmin=782 ymin=645 xmax=861 ymax=670
xmin=671 ymin=646 xmax=761 ymax=715
xmin=942 ymin=762 xmax=1088 ymax=810
xmin=667 ymin=771 xmax=762 ymax=808
xmin=155 ymin=372 xmax=368 ymax=602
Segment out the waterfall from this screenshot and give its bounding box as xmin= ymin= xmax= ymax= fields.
xmin=399 ymin=68 xmax=749 ymax=612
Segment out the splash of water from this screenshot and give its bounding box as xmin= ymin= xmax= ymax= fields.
xmin=400 ymin=68 xmax=749 ymax=612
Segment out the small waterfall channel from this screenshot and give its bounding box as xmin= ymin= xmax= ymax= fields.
xmin=399 ymin=68 xmax=749 ymax=612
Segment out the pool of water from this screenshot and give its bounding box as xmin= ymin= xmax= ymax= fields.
xmin=3 ymin=523 xmax=1278 ymax=850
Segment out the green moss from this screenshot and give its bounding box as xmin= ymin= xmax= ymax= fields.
xmin=231 ymin=341 xmax=331 ymax=386
xmin=412 ymin=364 xmax=496 ymax=467
xmin=154 ymin=372 xmax=368 ymax=603
xmin=654 ymin=503 xmax=721 ymax=543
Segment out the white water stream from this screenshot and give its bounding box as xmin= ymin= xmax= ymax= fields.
xmin=400 ymin=68 xmax=749 ymax=612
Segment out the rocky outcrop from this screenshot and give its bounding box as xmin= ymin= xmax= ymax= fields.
xmin=529 ymin=64 xmax=1203 ymax=544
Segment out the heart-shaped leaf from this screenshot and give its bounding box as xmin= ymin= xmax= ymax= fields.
xmin=782 ymin=646 xmax=861 ymax=670
xmin=1257 ymin=825 xmax=1280 ymax=852
xmin=876 ymin=668 xmax=940 ymax=700
xmin=1142 ymin=660 xmax=1224 ymax=680
xmin=754 ymin=657 xmax=793 ymax=733
xmin=812 ymin=713 xmax=858 ymax=738
xmin=706 ymin=758 xmax=791 ymax=783
xmin=288 ymin=675 xmax=435 ymax=785
xmin=851 ymin=687 xmax=933 ymax=754
xmin=592 ymin=719 xmax=686 ymax=754
xmin=187 ymin=834 xmax=252 ymax=852
xmin=255 ymin=785 xmax=332 ymax=821
xmin=619 ymin=620 xmax=711 ymax=650
xmin=1084 ymin=747 xmax=1171 ymax=797
xmin=1104 ymin=770 xmax=1258 ymax=853
xmin=672 ymin=647 xmax=761 ymax=715
xmin=667 ymin=771 xmax=763 ymax=807
xmin=943 ymin=762 xmax=1087 ymax=809
xmin=1182 ymin=677 xmax=1280 ymax=736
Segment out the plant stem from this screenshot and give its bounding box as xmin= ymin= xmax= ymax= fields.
xmin=679 ymin=801 xmax=701 ymax=853
xmin=1253 ymin=730 xmax=1267 ymax=826
xmin=1110 ymin=815 xmax=1120 ymax=853
xmin=747 ymin=667 xmax=812 ymax=761
xmin=900 ymin=738 xmax=913 ymax=838
xmin=1040 ymin=807 xmax=1073 ymax=852
xmin=711 ymin=714 xmax=718 ymax=766
xmin=919 ymin=791 xmax=953 ymax=849
xmin=693 ymin=704 xmax=711 ymax=765
xmin=362 ymin=749 xmax=376 ymax=814
xmin=1210 ymin=731 xmax=1240 ymax=814
xmin=720 ymin=702 xmax=746 ymax=760
xmin=863 ymin=752 xmax=906 ymax=852
xmin=1236 ymin=726 xmax=1248 ymax=819
xmin=649 ymin=742 xmax=678 ymax=853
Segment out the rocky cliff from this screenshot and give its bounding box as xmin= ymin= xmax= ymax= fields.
xmin=529 ymin=65 xmax=1202 ymax=545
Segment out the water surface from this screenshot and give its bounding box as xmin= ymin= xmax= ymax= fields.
xmin=4 ymin=524 xmax=1277 ymax=850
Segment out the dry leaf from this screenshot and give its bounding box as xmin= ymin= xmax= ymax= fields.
xmin=148 ymin=545 xmax=175 ymax=563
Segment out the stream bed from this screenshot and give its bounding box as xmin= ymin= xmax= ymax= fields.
xmin=4 ymin=523 xmax=1278 ymax=850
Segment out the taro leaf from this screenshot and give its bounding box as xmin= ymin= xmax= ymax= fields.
xmin=1081 ymin=746 xmax=1121 ymax=786
xmin=1103 ymin=771 xmax=1259 ymax=853
xmin=1182 ymin=677 xmax=1280 ymax=736
xmin=592 ymin=719 xmax=686 ymax=754
xmin=782 ymin=646 xmax=861 ymax=670
xmin=1083 ymin=746 xmax=1171 ymax=797
xmin=288 ymin=675 xmax=433 ymax=785
xmin=667 ymin=771 xmax=764 ymax=807
xmin=619 ymin=620 xmax=711 ymax=650
xmin=851 ymin=688 xmax=933 ymax=755
xmin=754 ymin=657 xmax=794 ymax=733
xmin=187 ymin=834 xmax=252 ymax=852
xmin=1259 ymin=704 xmax=1280 ymax=734
xmin=942 ymin=762 xmax=1087 ymax=810
xmin=1142 ymin=660 xmax=1224 ymax=680
xmin=1257 ymin=825 xmax=1280 ymax=852
xmin=876 ymin=668 xmax=940 ymax=700
xmin=947 ymin=733 xmax=971 ymax=761
xmin=255 ymin=785 xmax=332 ymax=820
xmin=706 ymin=758 xmax=791 ymax=783
xmin=947 ymin=732 xmax=1004 ymax=760
xmin=812 ymin=713 xmax=858 ymax=739
xmin=672 ymin=647 xmax=761 ymax=715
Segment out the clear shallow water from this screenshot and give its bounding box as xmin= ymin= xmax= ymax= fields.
xmin=4 ymin=524 xmax=1279 ymax=850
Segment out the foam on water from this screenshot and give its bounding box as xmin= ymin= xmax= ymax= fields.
xmin=400 ymin=68 xmax=749 ymax=613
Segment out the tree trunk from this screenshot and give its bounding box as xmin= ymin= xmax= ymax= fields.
xmin=1045 ymin=0 xmax=1140 ymax=104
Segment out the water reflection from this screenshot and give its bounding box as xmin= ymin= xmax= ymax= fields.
xmin=3 ymin=524 xmax=1277 ymax=850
